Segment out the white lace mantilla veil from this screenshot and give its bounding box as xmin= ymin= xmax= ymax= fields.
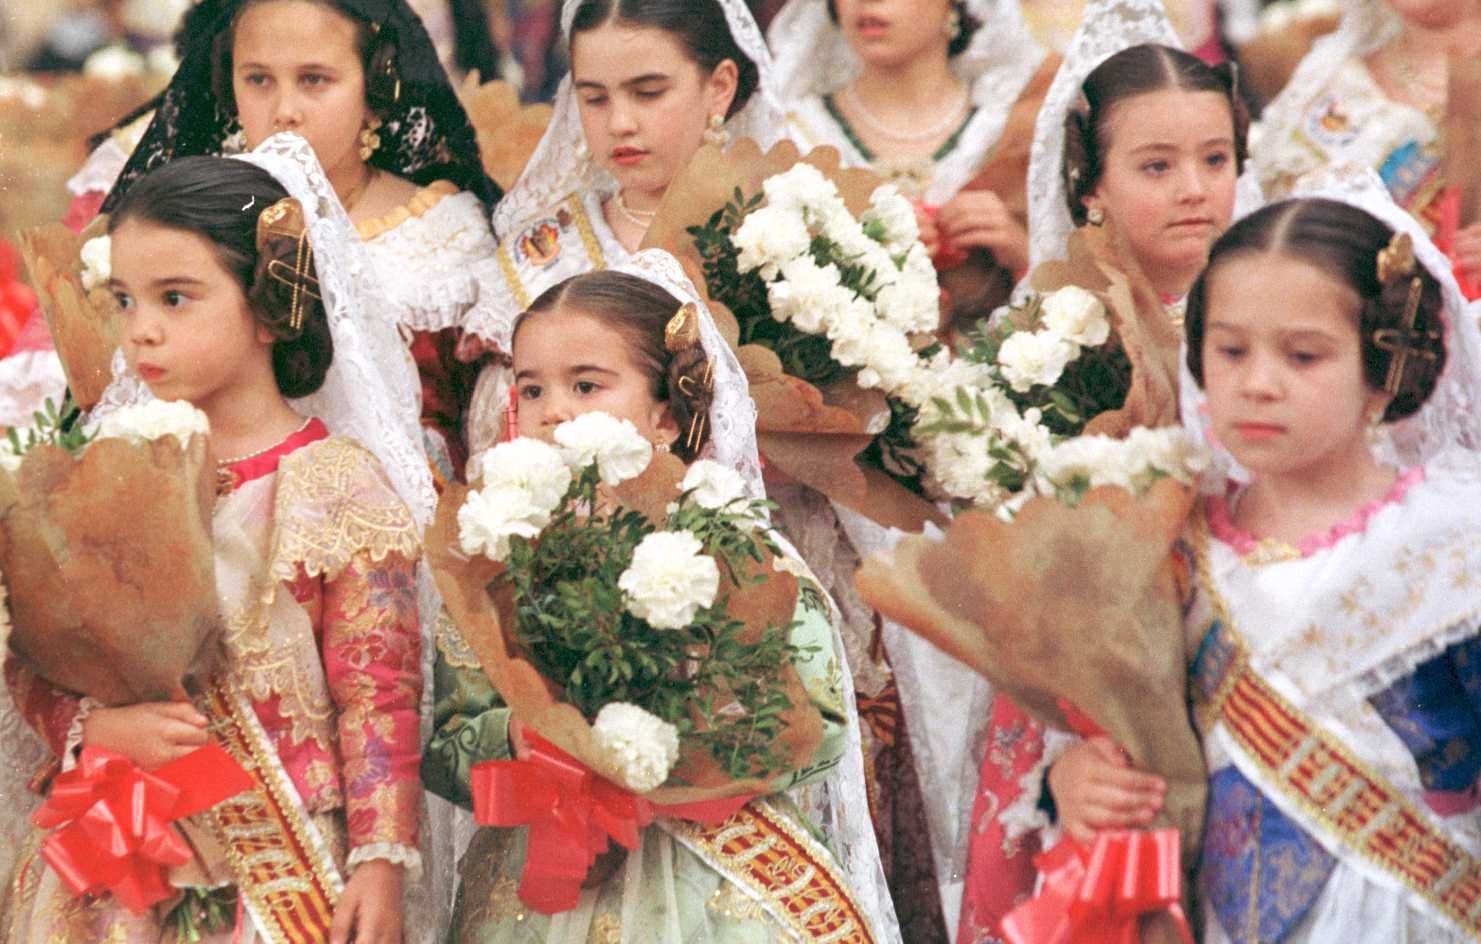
xmin=489 ymin=0 xmax=786 ymax=241
xmin=765 ymin=0 xmax=1047 ymax=205
xmin=611 ymin=249 xmax=902 ymax=944
xmin=88 ymin=133 xmax=457 ymax=942
xmin=1023 ymin=0 xmax=1265 ymax=274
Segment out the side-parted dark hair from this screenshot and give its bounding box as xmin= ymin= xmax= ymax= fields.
xmin=826 ymin=0 xmax=982 ymax=58
xmin=109 ymin=156 xmax=334 ymax=398
xmin=515 ymin=271 xmax=712 ymax=461
xmin=567 ymin=0 xmax=759 ymax=119
xmin=212 ymin=0 xmax=403 ymax=120
xmin=1185 ymin=197 xmax=1446 ymax=422
xmin=1064 ymin=43 xmax=1249 ymax=226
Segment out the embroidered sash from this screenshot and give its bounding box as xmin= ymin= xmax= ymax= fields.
xmin=494 ymin=193 xmax=608 ymax=311
xmin=201 ymin=677 xmax=344 ymax=944
xmin=1190 ymin=524 xmax=1481 ymax=938
xmin=667 ymin=799 xmax=877 ymax=944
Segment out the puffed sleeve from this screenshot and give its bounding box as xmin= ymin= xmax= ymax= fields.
xmin=420 ymin=621 xmax=512 ymax=810
xmin=1368 ymin=632 xmax=1481 ymax=815
xmin=320 ymin=548 xmax=423 ymax=870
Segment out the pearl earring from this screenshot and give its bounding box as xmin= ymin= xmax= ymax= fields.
xmin=1086 ymin=206 xmax=1105 ymax=226
xmin=702 ymin=114 xmax=729 ymax=148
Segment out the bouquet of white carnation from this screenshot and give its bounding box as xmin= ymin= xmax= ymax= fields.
xmin=432 ymin=412 xmax=827 ymax=797
xmin=0 ymin=398 xmax=219 ymax=705
xmin=909 ymin=283 xmax=1205 ymax=513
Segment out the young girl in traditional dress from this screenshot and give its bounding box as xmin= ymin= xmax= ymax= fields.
xmin=423 ymin=250 xmax=900 ymax=943
xmin=73 ymin=0 xmax=503 ymax=482
xmin=953 ymin=2 xmax=1251 ymax=938
xmin=1051 ymin=177 xmax=1481 ymax=942
xmin=769 ymin=0 xmax=1054 ymax=325
xmin=3 ymin=137 xmax=431 ymax=944
xmin=464 ymin=0 xmax=786 ymax=458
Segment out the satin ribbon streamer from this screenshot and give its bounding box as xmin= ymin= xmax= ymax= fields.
xmin=1000 ymin=830 xmax=1193 ymax=944
xmin=471 ymin=731 xmax=754 ymax=914
xmin=34 ymin=744 xmax=254 ymax=914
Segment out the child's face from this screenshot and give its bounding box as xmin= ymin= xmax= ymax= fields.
xmin=232 ymin=0 xmax=370 ymax=180
xmin=1085 ymin=88 xmax=1238 ymax=294
xmin=570 ymin=22 xmax=737 ymax=201
xmin=512 ymin=306 xmax=679 ymax=449
xmin=111 ymin=219 xmax=274 ymax=412
xmin=1201 ymin=252 xmax=1390 ymax=480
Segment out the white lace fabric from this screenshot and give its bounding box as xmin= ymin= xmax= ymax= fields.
xmin=490 ymin=0 xmax=786 ymax=241
xmin=768 ymin=0 xmax=1048 ymax=206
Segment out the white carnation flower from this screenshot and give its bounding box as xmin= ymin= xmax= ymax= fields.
xmin=476 ymin=437 xmax=571 ymax=517
xmin=761 ymin=162 xmax=834 ymax=214
xmin=680 ymin=460 xmax=749 ymax=512
xmin=997 ymin=330 xmax=1078 ymax=393
xmin=863 ymin=184 xmax=921 ymax=252
xmin=553 ymin=413 xmax=653 ymax=486
xmin=96 ymin=399 xmax=209 ymax=444
xmin=457 ymin=484 xmax=547 ymax=562
xmin=732 ymin=205 xmax=812 ymax=280
xmin=618 ymin=530 xmax=719 ymax=630
xmin=591 ymin=702 xmax=680 ymax=793
xmin=79 ymin=236 xmax=112 ymax=292
xmin=1039 ymin=286 xmax=1110 ymax=348
xmin=767 ymin=255 xmax=849 ymax=334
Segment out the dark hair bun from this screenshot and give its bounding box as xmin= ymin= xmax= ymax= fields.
xmin=249 ymin=227 xmax=334 ymax=398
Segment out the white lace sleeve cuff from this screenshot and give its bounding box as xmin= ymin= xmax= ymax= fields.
xmin=346 ymin=842 xmax=423 ymax=880
xmin=60 ymin=697 xmax=102 ymax=771
xmin=998 ymin=726 xmax=1078 ymax=844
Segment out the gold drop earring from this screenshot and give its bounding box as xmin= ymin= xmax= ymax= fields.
xmin=359 ymin=116 xmax=383 ymax=161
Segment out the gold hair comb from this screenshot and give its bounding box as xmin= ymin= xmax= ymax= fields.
xmin=664 ymin=303 xmax=702 ymax=353
xmin=1371 ymin=233 xmax=1436 ymax=397
xmin=255 ymin=197 xmax=321 ymax=334
xmin=676 ymin=359 xmax=715 ymax=453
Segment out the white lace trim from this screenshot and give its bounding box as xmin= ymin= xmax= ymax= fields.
xmin=347 ymin=841 xmax=424 ymax=880
xmin=999 ymin=726 xmax=1075 ymax=844
xmin=66 ymin=137 xmax=133 ymax=197
xmin=360 ymin=189 xmax=511 ymax=354
xmin=60 ymin=695 xmax=102 ymax=772
xmin=1351 ymin=616 xmax=1481 ymax=706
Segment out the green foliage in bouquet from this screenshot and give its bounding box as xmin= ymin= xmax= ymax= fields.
xmin=962 ymin=295 xmax=1132 ymax=438
xmin=688 ymin=188 xmax=854 ymax=389
xmin=500 ymin=462 xmax=811 ymax=780
xmin=4 ymin=396 xmax=93 ymax=457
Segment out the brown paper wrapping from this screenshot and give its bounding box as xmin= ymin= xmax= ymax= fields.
xmin=855 ymin=477 xmax=1207 ymax=857
xmin=0 ymin=433 xmax=220 ymax=705
xmin=457 ymin=73 xmax=553 ymax=193
xmin=427 ymin=452 xmax=824 ymax=801
xmin=18 ymin=218 xmax=121 ymax=411
xmin=642 ymin=139 xmax=947 ymax=533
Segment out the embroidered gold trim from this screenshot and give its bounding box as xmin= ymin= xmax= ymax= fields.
xmin=667 ymin=800 xmax=876 ymax=944
xmin=203 ymin=677 xmax=344 ymax=944
xmin=269 ymin=437 xmax=421 ymax=587
xmin=568 ymin=193 xmax=607 ymax=273
xmin=495 ymin=241 xmax=531 ymax=312
xmin=355 ymin=180 xmax=460 ymax=241
xmin=1192 ymin=518 xmax=1481 ymax=936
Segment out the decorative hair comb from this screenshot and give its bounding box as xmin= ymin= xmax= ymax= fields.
xmin=255 ymin=197 xmax=321 ymax=335
xmin=664 ymin=303 xmax=712 ymax=451
xmin=1371 ymin=232 xmax=1438 ymax=397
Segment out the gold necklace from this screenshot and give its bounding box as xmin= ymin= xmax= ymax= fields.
xmin=612 ymin=191 xmax=657 ymax=229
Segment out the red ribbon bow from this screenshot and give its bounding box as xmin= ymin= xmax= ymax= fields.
xmin=34 ymin=745 xmax=254 ymax=914
xmin=471 ymin=731 xmax=753 ymax=914
xmin=1000 ymin=830 xmax=1194 ymax=944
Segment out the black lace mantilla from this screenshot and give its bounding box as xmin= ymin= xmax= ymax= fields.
xmin=100 ymin=0 xmax=500 ymax=213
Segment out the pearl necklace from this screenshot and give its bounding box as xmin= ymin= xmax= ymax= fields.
xmin=844 ymin=82 xmax=969 ymax=144
xmin=612 ymin=191 xmax=657 ymax=229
